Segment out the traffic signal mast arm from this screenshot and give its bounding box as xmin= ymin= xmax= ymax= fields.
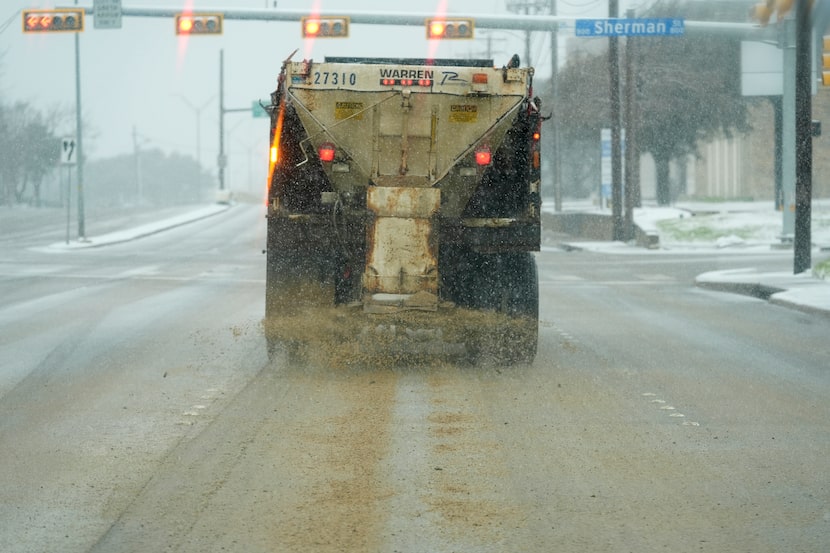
xmin=54 ymin=5 xmax=769 ymax=38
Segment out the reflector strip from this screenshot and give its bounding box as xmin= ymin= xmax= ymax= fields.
xmin=380 ymin=78 xmax=433 ymax=87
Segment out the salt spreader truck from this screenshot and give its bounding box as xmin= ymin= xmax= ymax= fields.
xmin=264 ymin=54 xmax=542 ymax=364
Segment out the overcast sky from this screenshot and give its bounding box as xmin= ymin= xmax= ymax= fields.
xmin=2 ymin=0 xmax=643 ymax=194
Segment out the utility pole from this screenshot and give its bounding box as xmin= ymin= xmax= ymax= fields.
xmin=608 ymin=0 xmax=624 ymax=241
xmin=506 ymin=1 xmax=550 ymax=66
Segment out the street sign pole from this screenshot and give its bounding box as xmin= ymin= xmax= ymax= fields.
xmin=66 ymin=167 xmax=72 ymax=244
xmin=608 ymin=0 xmax=624 ymax=240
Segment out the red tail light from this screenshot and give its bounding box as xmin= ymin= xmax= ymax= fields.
xmin=475 ymin=146 xmax=491 ymax=166
xmin=318 ymin=142 xmax=335 ymax=162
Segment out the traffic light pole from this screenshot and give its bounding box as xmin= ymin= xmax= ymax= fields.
xmin=74 ymin=0 xmax=86 ymax=240
xmin=794 ymin=0 xmax=812 ymax=273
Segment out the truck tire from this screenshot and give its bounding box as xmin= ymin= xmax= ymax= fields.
xmin=264 ymin=219 xmax=336 ymax=362
xmin=501 ymin=252 xmax=538 ymax=365
xmin=449 ymin=251 xmax=538 ymax=366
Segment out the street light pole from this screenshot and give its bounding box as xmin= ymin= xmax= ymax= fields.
xmin=74 ymin=0 xmax=85 ymax=239
xmin=219 ymin=49 xmax=226 ymax=191
xmin=177 ymin=94 xmax=214 ymax=182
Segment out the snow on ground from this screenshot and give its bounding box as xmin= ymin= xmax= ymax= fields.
xmin=641 ymin=199 xmax=830 ymax=251
xmin=545 ymin=198 xmax=830 ymax=255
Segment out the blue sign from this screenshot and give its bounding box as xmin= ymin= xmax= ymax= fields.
xmin=575 ymin=18 xmax=684 ymax=38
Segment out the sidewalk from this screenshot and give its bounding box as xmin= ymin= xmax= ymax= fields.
xmin=39 ymin=203 xmax=231 ymax=251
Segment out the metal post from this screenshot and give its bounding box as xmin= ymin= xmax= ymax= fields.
xmin=132 ymin=126 xmax=143 ymax=204
xmin=608 ymin=0 xmax=623 ymax=240
xmin=74 ymin=0 xmax=85 ymax=239
xmin=550 ymin=0 xmax=562 ymax=212
xmin=66 ymin=167 xmax=71 ymax=245
xmin=781 ymin=16 xmax=796 ymax=241
xmin=623 ymin=7 xmax=636 ymax=241
xmin=771 ymin=96 xmax=783 ymax=210
xmin=219 ymin=49 xmax=226 ymax=191
xmin=794 ymin=0 xmax=812 ymax=273
xmin=177 ymin=95 xmax=213 ymax=187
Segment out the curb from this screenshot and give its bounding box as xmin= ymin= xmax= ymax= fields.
xmin=695 ymin=269 xmax=830 ymax=318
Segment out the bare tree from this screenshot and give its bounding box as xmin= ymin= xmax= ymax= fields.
xmin=554 ymin=0 xmax=752 ymax=204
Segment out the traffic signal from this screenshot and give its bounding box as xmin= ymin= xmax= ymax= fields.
xmin=22 ymin=9 xmax=84 ymax=33
xmin=425 ymin=17 xmax=475 ymax=40
xmin=823 ymin=35 xmax=830 ymax=87
xmin=749 ymin=0 xmax=811 ymax=26
xmin=749 ymin=2 xmax=773 ymax=25
xmin=301 ymin=16 xmax=349 ymax=38
xmin=175 ymin=13 xmax=223 ymax=35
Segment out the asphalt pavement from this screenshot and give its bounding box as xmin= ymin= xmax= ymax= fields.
xmin=31 ymin=201 xmax=830 ymax=319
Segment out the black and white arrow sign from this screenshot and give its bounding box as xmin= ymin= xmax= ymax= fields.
xmin=61 ymin=137 xmax=77 ymax=165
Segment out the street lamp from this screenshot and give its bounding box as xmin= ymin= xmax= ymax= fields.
xmin=176 ymin=94 xmax=214 ymax=180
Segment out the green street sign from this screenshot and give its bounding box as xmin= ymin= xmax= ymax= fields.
xmin=252 ymin=100 xmax=269 ymax=118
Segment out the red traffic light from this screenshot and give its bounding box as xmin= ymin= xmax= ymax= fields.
xmin=22 ymin=9 xmax=84 ymax=33
xmin=301 ymin=16 xmax=349 ymax=38
xmin=175 ymin=13 xmax=223 ymax=35
xmin=425 ymin=17 xmax=474 ymax=40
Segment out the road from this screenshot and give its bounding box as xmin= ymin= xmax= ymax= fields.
xmin=1 ymin=203 xmax=828 ymax=552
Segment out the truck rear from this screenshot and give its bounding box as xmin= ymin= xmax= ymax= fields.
xmin=264 ymin=55 xmax=542 ymax=365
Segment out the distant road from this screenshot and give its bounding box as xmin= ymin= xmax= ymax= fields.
xmin=1 ymin=204 xmax=828 ymax=552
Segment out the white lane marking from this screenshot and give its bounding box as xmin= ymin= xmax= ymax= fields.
xmin=642 ymin=393 xmax=699 ymax=427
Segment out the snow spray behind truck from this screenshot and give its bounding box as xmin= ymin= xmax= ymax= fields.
xmin=264 ymin=54 xmax=542 ymax=365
